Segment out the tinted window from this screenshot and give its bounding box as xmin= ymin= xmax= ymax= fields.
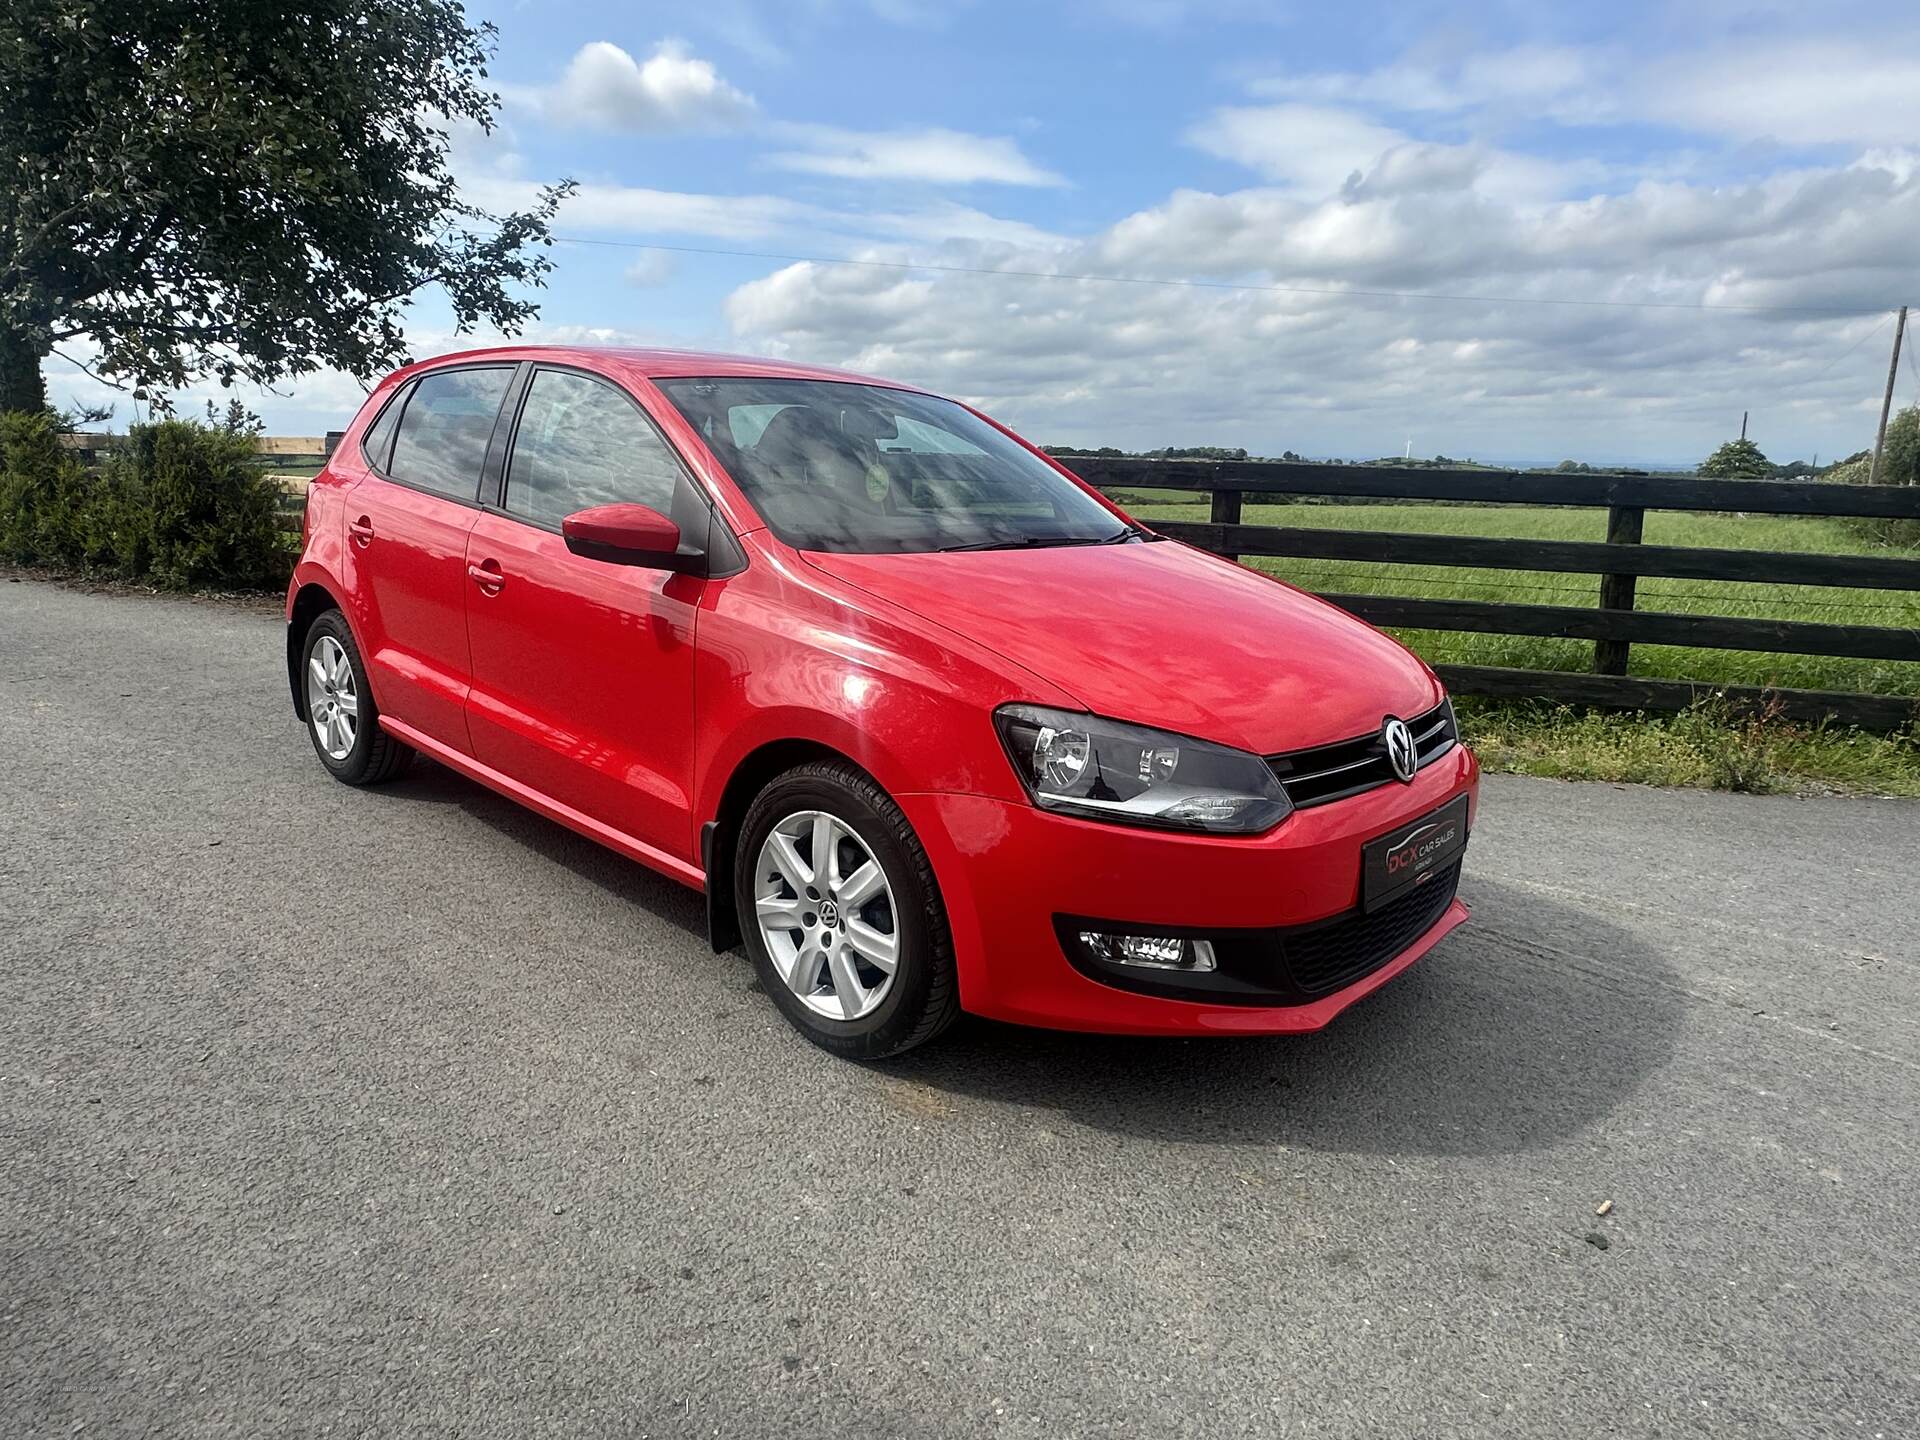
xmin=504 ymin=369 xmax=684 ymax=527
xmin=655 ymin=377 xmax=1128 ymax=555
xmin=387 ymin=367 xmax=513 ymax=500
xmin=359 ymin=383 xmax=409 ymax=471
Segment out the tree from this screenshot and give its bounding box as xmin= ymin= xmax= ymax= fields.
xmin=1698 ymin=437 xmax=1772 ymax=478
xmin=1876 ymin=405 xmax=1920 ymax=486
xmin=0 ymin=0 xmax=573 ymax=414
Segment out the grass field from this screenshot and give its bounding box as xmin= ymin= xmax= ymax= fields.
xmin=1119 ymin=496 xmax=1920 ymax=697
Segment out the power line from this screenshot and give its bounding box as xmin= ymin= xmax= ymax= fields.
xmin=1809 ymin=308 xmax=1900 ymax=382
xmin=549 ymin=235 xmax=1899 ymax=319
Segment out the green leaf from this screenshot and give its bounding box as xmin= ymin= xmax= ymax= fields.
xmin=0 ymin=0 xmax=573 ymax=410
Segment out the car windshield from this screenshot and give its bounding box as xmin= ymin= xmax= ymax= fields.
xmin=654 ymin=377 xmax=1135 ymax=554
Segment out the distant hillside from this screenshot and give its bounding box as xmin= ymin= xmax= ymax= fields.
xmin=1044 ymin=445 xmax=1677 ymax=475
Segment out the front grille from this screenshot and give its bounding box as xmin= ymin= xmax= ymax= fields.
xmin=1266 ymin=701 xmax=1457 ymax=808
xmin=1282 ymin=861 xmax=1462 ymax=996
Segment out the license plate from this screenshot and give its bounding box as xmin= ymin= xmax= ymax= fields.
xmin=1361 ymin=795 xmax=1469 ymax=912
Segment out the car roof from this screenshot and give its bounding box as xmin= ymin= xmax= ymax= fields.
xmin=393 ymin=344 xmax=931 ymax=394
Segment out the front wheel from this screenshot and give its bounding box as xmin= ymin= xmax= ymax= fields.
xmin=735 ymin=761 xmax=959 ymax=1059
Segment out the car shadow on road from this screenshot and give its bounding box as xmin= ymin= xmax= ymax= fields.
xmin=888 ymin=875 xmax=1684 ymax=1159
xmin=354 ymin=762 xmax=1683 ymax=1160
xmin=367 ymin=756 xmax=712 ymax=940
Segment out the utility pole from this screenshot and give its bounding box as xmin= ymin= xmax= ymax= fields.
xmin=1740 ymin=411 xmax=1748 ymax=440
xmin=1869 ymin=304 xmax=1908 ymax=485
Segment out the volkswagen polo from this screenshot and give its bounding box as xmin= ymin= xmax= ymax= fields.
xmin=286 ymin=347 xmax=1478 ymax=1057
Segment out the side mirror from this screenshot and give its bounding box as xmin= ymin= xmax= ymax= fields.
xmin=562 ymin=503 xmax=701 ymax=574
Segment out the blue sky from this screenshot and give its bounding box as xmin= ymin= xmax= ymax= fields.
xmin=55 ymin=0 xmax=1920 ymax=465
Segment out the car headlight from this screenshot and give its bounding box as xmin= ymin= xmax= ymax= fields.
xmin=994 ymin=704 xmax=1293 ymax=835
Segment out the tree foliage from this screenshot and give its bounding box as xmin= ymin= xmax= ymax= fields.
xmin=0 ymin=0 xmax=573 ymax=413
xmin=1876 ymin=404 xmax=1920 ymax=487
xmin=1044 ymin=444 xmax=1258 ymax=461
xmin=1698 ymin=437 xmax=1772 ymax=478
xmin=1813 ymin=410 xmax=1918 ymax=546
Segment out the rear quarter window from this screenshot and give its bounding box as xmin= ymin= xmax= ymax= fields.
xmin=358 ymin=384 xmax=410 ymax=472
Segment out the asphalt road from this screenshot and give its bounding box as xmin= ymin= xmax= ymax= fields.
xmin=3 ymin=575 xmax=1917 ymax=1439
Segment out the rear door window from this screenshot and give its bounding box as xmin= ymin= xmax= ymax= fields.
xmin=386 ymin=367 xmax=514 ymax=501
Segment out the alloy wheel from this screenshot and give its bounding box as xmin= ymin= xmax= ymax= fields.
xmin=307 ymin=634 xmax=359 ymax=761
xmin=754 ymin=809 xmax=900 ymax=1021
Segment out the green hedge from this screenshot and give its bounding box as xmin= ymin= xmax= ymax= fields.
xmin=0 ymin=410 xmax=293 ymax=589
xmin=1826 ymin=407 xmax=1920 ymax=549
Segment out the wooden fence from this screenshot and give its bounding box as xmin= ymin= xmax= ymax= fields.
xmin=163 ymin=432 xmax=1918 ymax=732
xmin=57 ymin=431 xmax=341 ymax=469
xmin=1064 ymin=457 xmax=1920 ymax=732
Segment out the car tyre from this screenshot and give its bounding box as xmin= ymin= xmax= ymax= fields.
xmin=735 ymin=761 xmax=960 ymax=1059
xmin=301 ymin=608 xmax=413 ymax=786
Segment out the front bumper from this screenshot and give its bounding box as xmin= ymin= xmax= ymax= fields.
xmin=899 ymin=743 xmax=1478 ymax=1036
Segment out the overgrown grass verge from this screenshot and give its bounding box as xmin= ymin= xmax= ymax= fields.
xmin=1456 ymin=698 xmax=1920 ymax=797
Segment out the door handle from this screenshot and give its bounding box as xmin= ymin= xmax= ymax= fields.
xmin=467 ymin=560 xmax=506 ymax=595
xmin=348 ymin=516 xmax=375 ymax=546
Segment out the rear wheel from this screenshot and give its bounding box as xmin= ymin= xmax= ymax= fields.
xmin=301 ymin=609 xmax=412 ymax=786
xmin=735 ymin=761 xmax=959 ymax=1059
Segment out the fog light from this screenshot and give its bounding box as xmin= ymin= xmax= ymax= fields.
xmin=1076 ymin=931 xmax=1218 ymax=972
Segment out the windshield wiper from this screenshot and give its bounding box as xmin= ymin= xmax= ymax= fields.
xmin=937 ymin=527 xmax=1142 ymax=553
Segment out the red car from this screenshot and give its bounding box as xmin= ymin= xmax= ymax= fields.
xmin=287 ymin=347 xmax=1478 ymax=1057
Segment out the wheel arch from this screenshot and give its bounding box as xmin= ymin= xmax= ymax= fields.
xmin=701 ymin=738 xmax=884 ymax=954
xmin=285 ymin=580 xmax=347 ymax=718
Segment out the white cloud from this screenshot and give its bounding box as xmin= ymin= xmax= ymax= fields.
xmin=1189 ymin=104 xmax=1407 ymax=194
xmin=462 ymin=175 xmax=1068 ymax=256
xmin=1252 ymin=38 xmax=1920 ymax=151
xmin=769 ymin=124 xmax=1065 ymax=187
xmin=1642 ymin=42 xmax=1920 ymax=148
xmin=705 ymin=1 xmax=791 ymax=67
xmin=720 ymin=151 xmax=1920 ymax=465
xmin=445 ymin=114 xmax=526 ymax=182
xmin=111 ymin=25 xmax=1920 ymax=465
xmin=1187 ymin=103 xmax=1579 ymax=210
xmin=854 ymin=202 xmax=1068 ymax=250
xmin=464 ymin=176 xmax=806 ymax=240
xmin=1252 ymin=45 xmax=1600 ymax=118
xmin=41 ymin=340 xmax=377 ymax=434
xmin=623 ymin=252 xmax=678 ymax=287
xmin=543 ymin=40 xmax=756 ymax=134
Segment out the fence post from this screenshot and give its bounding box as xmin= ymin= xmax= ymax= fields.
xmin=1593 ymin=503 xmax=1643 ymax=675
xmin=1210 ymin=487 xmax=1243 ymax=564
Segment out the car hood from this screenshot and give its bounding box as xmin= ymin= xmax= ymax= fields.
xmin=803 ymin=538 xmax=1442 ymax=755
